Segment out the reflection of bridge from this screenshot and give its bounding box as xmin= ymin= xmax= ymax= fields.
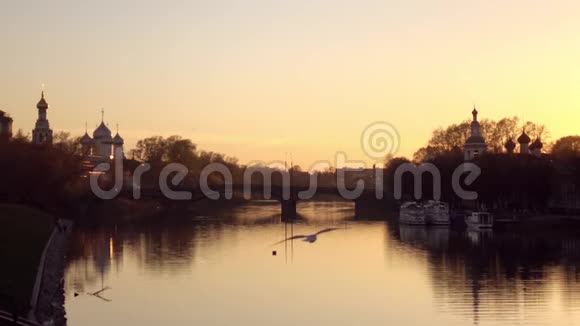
xmin=118 ymin=183 xmax=397 ymax=220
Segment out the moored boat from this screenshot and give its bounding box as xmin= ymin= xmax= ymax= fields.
xmin=465 ymin=211 xmax=493 ymax=229
xmin=399 ymin=202 xmax=426 ymax=225
xmin=424 ymin=200 xmax=450 ymax=226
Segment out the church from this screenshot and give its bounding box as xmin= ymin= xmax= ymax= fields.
xmin=463 ymin=107 xmax=543 ymax=161
xmin=463 ymin=107 xmax=487 ymax=160
xmin=29 ymin=91 xmax=124 ymax=165
xmin=80 ymin=110 xmax=125 ymax=164
xmin=32 ymin=91 xmax=53 ymax=145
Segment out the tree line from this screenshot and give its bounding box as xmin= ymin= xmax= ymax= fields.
xmin=386 ymin=117 xmax=580 ymax=212
xmin=4 ymin=118 xmax=580 ymax=212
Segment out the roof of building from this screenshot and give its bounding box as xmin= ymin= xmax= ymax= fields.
xmin=37 ymin=91 xmax=48 ymax=110
xmin=505 ymin=138 xmax=516 ymax=150
xmin=81 ymin=132 xmax=92 ymax=144
xmin=0 ymin=110 xmax=12 ymax=121
xmin=93 ymin=121 xmax=112 ymax=140
xmin=517 ymin=130 xmax=531 ymax=144
xmin=532 ymin=137 xmax=543 ymax=149
xmin=113 ymin=132 xmax=124 ymax=144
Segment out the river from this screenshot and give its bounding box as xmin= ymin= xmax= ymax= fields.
xmin=64 ymin=201 xmax=580 ymax=325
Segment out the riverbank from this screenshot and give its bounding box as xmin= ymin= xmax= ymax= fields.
xmin=0 ymin=204 xmax=53 ymax=316
xmin=0 ymin=204 xmax=72 ymax=326
xmin=31 ymin=219 xmax=72 ymax=326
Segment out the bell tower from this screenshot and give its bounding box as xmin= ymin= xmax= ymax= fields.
xmin=463 ymin=106 xmax=487 ymax=160
xmin=32 ymin=91 xmax=53 ymax=145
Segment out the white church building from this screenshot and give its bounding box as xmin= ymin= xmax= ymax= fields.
xmin=463 ymin=106 xmax=544 ymax=160
xmin=463 ymin=107 xmax=487 ymax=161
xmin=32 ymin=92 xmax=53 ymax=145
xmin=80 ymin=110 xmax=124 ymax=164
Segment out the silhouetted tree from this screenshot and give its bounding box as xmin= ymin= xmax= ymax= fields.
xmin=165 ymin=135 xmax=197 ymax=165
xmin=0 ymin=141 xmax=82 ymax=213
xmin=11 ymin=129 xmax=30 ymax=143
xmin=53 ymin=131 xmax=82 ymax=155
xmin=129 ymin=135 xmax=244 ymax=188
xmin=131 ymin=136 xmax=167 ymax=165
xmin=552 ymin=136 xmax=580 ymax=159
xmin=414 ymin=117 xmax=548 ymax=159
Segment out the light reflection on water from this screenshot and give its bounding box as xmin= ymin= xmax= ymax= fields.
xmin=64 ymin=201 xmax=580 ymax=325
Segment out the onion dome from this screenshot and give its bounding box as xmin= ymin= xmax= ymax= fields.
xmin=37 ymin=91 xmax=48 ymax=110
xmin=472 ymin=107 xmax=478 ymax=116
xmin=93 ymin=121 xmax=112 ymax=141
xmin=113 ymin=132 xmax=124 ymax=145
xmin=80 ymin=132 xmax=92 ymax=144
xmin=517 ymin=129 xmax=531 ymax=144
xmin=532 ymin=137 xmax=543 ymax=150
xmin=505 ymin=138 xmax=516 ymax=152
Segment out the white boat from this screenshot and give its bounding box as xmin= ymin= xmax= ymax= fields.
xmin=399 ymin=202 xmax=426 ymax=225
xmin=465 ymin=212 xmax=493 ymax=229
xmin=424 ymin=200 xmax=450 ymax=226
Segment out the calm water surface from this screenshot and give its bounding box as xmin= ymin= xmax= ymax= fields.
xmin=64 ymin=202 xmax=580 ymax=325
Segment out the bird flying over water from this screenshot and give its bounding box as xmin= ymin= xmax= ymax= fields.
xmin=272 ymin=228 xmax=340 ymax=245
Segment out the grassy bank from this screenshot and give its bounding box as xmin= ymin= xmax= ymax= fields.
xmin=0 ymin=204 xmax=54 ymax=313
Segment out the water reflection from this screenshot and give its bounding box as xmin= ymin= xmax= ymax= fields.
xmin=392 ymin=223 xmax=580 ymax=325
xmin=65 ymin=202 xmax=580 ymax=326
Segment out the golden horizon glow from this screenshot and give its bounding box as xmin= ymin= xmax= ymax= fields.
xmin=2 ymin=1 xmax=579 ymax=167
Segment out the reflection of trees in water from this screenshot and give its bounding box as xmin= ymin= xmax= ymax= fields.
xmin=65 ymin=221 xmax=217 ymax=292
xmin=65 ymin=227 xmax=118 ymax=293
xmin=390 ymin=223 xmax=580 ymax=324
xmin=64 ymin=202 xmax=353 ymax=297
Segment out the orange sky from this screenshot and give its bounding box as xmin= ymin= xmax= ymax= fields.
xmin=1 ymin=1 xmax=579 ymax=168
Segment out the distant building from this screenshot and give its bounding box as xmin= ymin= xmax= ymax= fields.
xmin=510 ymin=128 xmax=543 ymax=157
xmin=529 ymin=137 xmax=543 ymax=157
xmin=463 ymin=107 xmax=487 ymax=161
xmin=32 ymin=92 xmax=53 ymax=145
xmin=517 ymin=128 xmax=531 ymax=154
xmin=80 ymin=110 xmax=124 ymax=168
xmin=550 ymin=162 xmax=580 ymax=214
xmin=504 ymin=138 xmax=516 ymax=154
xmin=0 ymin=110 xmax=13 ymax=141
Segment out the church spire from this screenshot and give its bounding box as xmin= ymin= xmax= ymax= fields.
xmin=36 ymin=91 xmax=48 ymax=110
xmin=464 ymin=106 xmax=487 ymax=161
xmin=32 ymin=89 xmax=53 ymax=145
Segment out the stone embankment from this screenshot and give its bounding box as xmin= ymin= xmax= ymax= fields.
xmin=29 ymin=219 xmax=72 ymax=326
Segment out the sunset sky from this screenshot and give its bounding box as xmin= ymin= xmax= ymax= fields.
xmin=1 ymin=0 xmax=579 ymax=168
